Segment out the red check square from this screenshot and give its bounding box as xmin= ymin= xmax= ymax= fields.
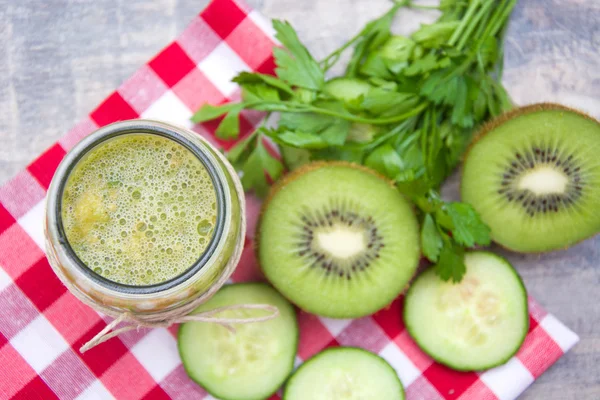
xmin=517 ymin=325 xmax=563 ymax=378
xmin=372 ymin=296 xmax=405 ymax=340
xmin=0 ymin=331 xmax=7 ymax=350
xmin=0 ymin=344 xmax=38 ymax=398
xmin=172 ymin=67 xmax=225 ymax=112
xmin=90 ymin=91 xmax=139 ymax=127
xmin=0 ymin=204 xmax=16 ymax=235
xmin=141 ymin=385 xmax=171 ymax=400
xmin=296 ymin=312 xmax=334 ymax=360
xmin=149 ymin=43 xmax=197 ymax=88
xmin=201 ymin=0 xmax=247 ymax=39
xmin=75 ymin=321 xmax=128 ymax=376
xmin=0 ymin=224 xmax=45 ymax=279
xmin=26 ymin=143 xmax=66 ymax=189
xmin=256 ymin=56 xmax=276 ymax=75
xmin=101 ymin=353 xmax=157 ymax=399
xmin=12 ymin=376 xmax=58 ymax=400
xmin=423 ymin=362 xmax=479 ymax=400
xmin=226 ymin=17 xmax=275 ymax=69
xmin=45 ymin=292 xmax=103 ymax=345
xmin=15 ymin=257 xmax=66 ymax=312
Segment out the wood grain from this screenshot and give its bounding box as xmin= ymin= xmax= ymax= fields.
xmin=1 ymin=0 xmax=598 ymax=398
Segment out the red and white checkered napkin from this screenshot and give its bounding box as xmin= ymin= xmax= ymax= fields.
xmin=0 ymin=0 xmax=579 ymax=399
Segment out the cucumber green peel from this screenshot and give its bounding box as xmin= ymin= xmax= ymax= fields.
xmin=178 ymin=283 xmax=298 ymax=400
xmin=284 ymin=347 xmax=405 ymax=400
xmin=404 ymin=251 xmax=528 ymax=371
xmin=193 ymin=0 xmax=518 ymax=282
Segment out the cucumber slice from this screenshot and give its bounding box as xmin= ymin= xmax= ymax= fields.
xmin=324 ymin=78 xmax=372 ymax=103
xmin=404 ymin=251 xmax=528 ymax=371
xmin=284 ymin=347 xmax=405 ymax=400
xmin=178 ymin=283 xmax=298 ymax=400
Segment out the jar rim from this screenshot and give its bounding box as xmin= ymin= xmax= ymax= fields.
xmin=49 ymin=120 xmax=228 ymax=295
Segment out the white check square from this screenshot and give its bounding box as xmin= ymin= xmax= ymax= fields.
xmin=248 ymin=10 xmax=277 ymax=41
xmin=198 ymin=42 xmax=251 ymax=96
xmin=480 ymin=357 xmax=534 ymax=400
xmin=18 ymin=199 xmax=47 ymax=252
xmin=10 ymin=315 xmax=69 ymax=373
xmin=0 ymin=267 xmax=11 ymax=292
xmin=131 ymin=328 xmax=180 ymax=382
xmin=319 ymin=316 xmax=352 ymax=337
xmin=379 ymin=342 xmax=421 ymax=387
xmin=540 ymin=314 xmax=579 ymax=352
xmin=75 ymin=380 xmax=115 ymax=400
xmin=142 ymin=91 xmax=193 ymax=129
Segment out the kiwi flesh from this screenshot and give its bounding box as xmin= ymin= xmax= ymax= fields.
xmin=461 ymin=103 xmax=600 ymax=253
xmin=257 ymin=161 xmax=420 ymax=318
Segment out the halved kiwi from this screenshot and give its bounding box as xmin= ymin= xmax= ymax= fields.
xmin=257 ymin=161 xmax=420 ymax=318
xmin=461 ymin=103 xmax=600 ymax=253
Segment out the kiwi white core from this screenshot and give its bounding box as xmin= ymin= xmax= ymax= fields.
xmin=316 ymin=226 xmax=366 ymax=259
xmin=517 ymin=166 xmax=568 ymax=195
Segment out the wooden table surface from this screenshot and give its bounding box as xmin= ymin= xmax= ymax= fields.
xmin=1 ymin=0 xmax=598 ymax=398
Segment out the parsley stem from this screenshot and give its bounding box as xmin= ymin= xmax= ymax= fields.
xmin=364 ymin=118 xmax=415 ymax=151
xmin=456 ymin=0 xmax=495 ymax=51
xmin=448 ymin=0 xmax=481 ymax=46
xmin=320 ymin=0 xmax=407 ymax=71
xmin=302 ymin=102 xmax=428 ymax=125
xmin=406 ymin=3 xmax=440 ymax=10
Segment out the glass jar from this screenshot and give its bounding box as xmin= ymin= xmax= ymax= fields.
xmin=44 ymin=120 xmax=245 ymax=318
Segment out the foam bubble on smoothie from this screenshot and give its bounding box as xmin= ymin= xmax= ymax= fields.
xmin=61 ymin=134 xmax=218 ymax=286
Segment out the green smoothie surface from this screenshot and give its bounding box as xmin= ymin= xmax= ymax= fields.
xmin=62 ymin=134 xmax=218 ymax=286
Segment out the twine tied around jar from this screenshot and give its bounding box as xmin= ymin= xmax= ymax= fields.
xmin=80 ymin=304 xmax=279 ymax=353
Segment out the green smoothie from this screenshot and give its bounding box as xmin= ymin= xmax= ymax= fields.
xmin=61 ymin=134 xmax=218 ymax=286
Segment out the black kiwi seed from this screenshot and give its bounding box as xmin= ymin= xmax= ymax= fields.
xmin=294 ymin=203 xmax=384 ymax=279
xmin=499 ymin=146 xmax=585 ymax=216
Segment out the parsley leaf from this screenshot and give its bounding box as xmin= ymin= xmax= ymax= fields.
xmin=192 ymin=103 xmax=244 ymax=123
xmin=242 ymin=84 xmax=280 ymax=103
xmin=215 ymin=104 xmax=244 ymax=139
xmin=435 ymin=239 xmax=466 ymax=282
xmin=272 ymin=20 xmax=324 ymax=90
xmin=365 ymin=143 xmax=404 ymax=179
xmin=443 ymin=202 xmax=491 ymax=247
xmin=278 ymin=131 xmax=329 ymax=149
xmin=240 ymin=138 xmax=283 ymax=197
xmin=233 ymin=72 xmax=294 ymax=96
xmin=421 ymin=213 xmax=443 ymax=262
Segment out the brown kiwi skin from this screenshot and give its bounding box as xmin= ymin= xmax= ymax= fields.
xmin=461 ymin=103 xmax=600 ymax=253
xmin=254 ymin=161 xmax=416 ymax=309
xmin=464 ymin=102 xmax=600 ymax=162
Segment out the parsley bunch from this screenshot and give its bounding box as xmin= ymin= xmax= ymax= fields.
xmin=192 ymin=0 xmax=517 ymax=282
